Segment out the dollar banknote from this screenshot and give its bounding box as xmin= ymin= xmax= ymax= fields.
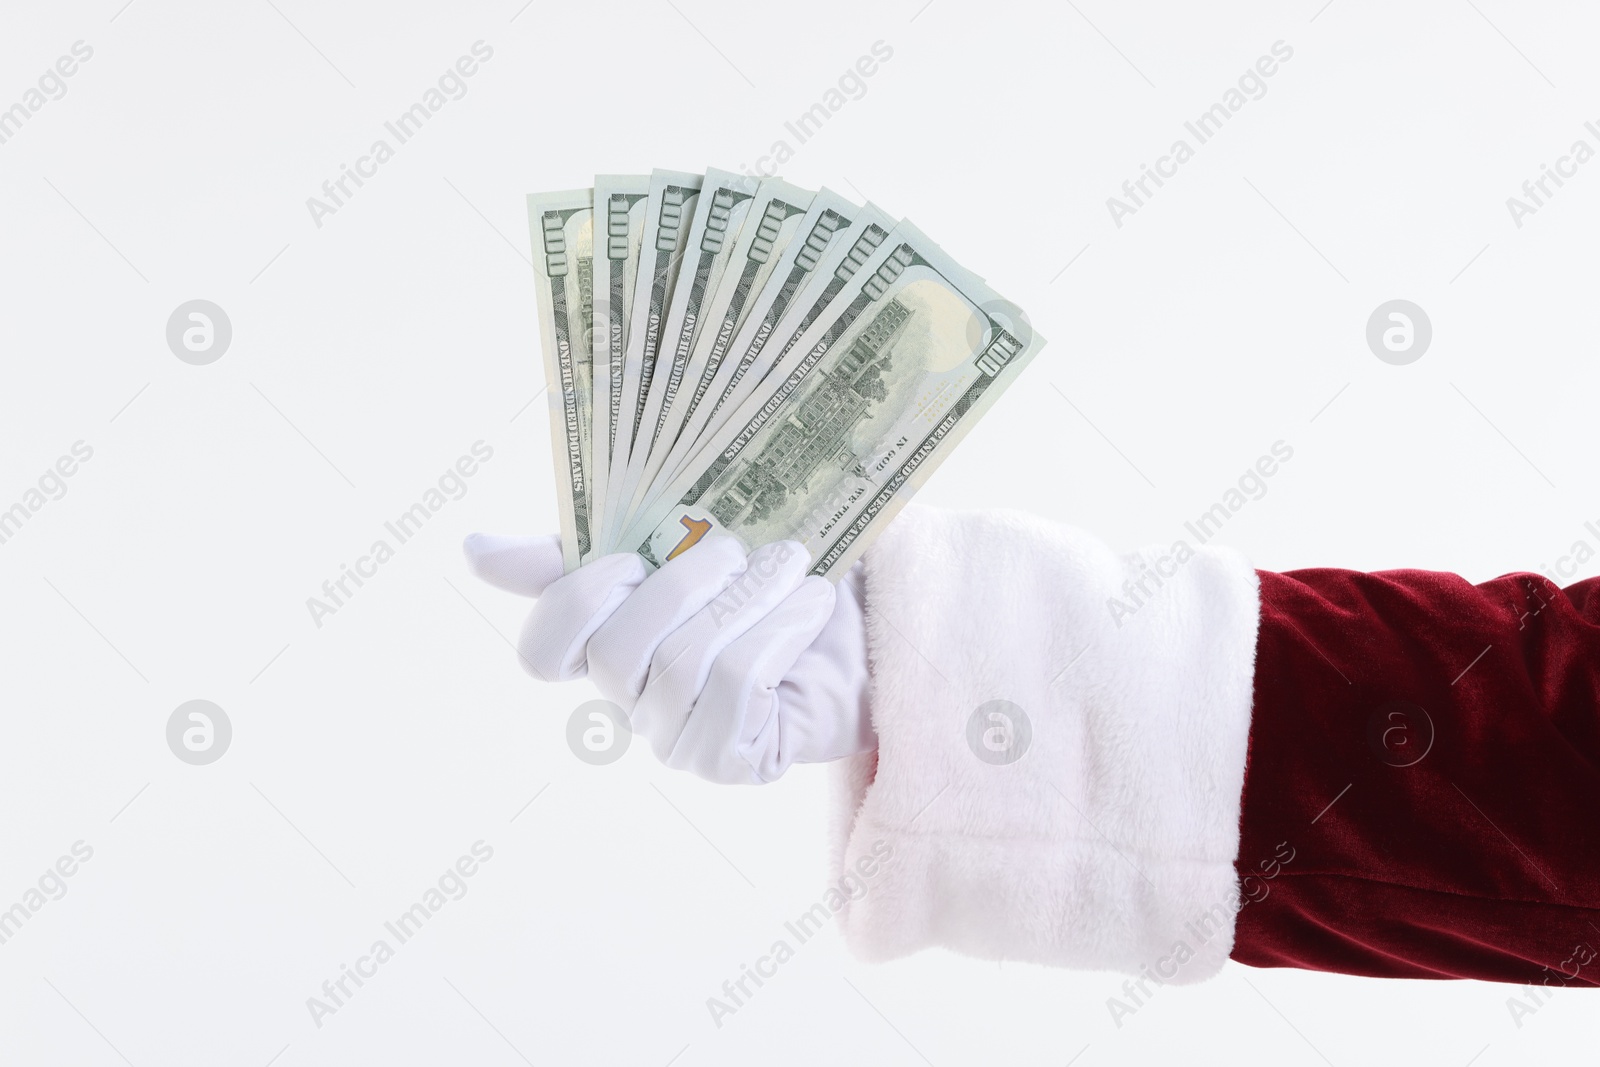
xmin=640 ymin=194 xmax=886 ymax=511
xmin=611 ymin=168 xmax=764 ymax=533
xmin=668 ymin=179 xmax=815 ymax=449
xmin=629 ymin=220 xmax=1043 ymax=578
xmin=622 ymin=178 xmax=816 ymax=519
xmin=601 ymin=169 xmax=702 ymax=551
xmin=589 ymin=174 xmax=649 ymax=554
xmin=525 ymin=171 xmax=1043 ymax=581
xmin=526 ymin=189 xmax=595 ymax=571
xmin=614 ymin=205 xmax=896 ymax=548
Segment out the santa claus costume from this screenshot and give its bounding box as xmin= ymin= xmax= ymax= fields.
xmin=468 ymin=502 xmax=1600 ymax=994
xmin=830 ymin=506 xmax=1600 ymax=991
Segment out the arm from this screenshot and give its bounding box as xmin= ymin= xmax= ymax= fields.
xmin=828 ymin=505 xmax=1259 ymax=980
xmin=1235 ymin=564 xmax=1600 ymax=985
xmin=468 ymin=506 xmax=1600 ymax=987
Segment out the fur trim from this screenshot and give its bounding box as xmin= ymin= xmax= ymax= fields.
xmin=830 ymin=506 xmax=1260 ymax=982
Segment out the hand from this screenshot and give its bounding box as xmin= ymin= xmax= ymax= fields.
xmin=462 ymin=532 xmax=875 ymax=783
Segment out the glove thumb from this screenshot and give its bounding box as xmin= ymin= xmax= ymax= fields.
xmin=463 ymin=533 xmax=564 ymax=598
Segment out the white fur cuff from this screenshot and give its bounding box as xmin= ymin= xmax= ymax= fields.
xmin=830 ymin=506 xmax=1260 ymax=982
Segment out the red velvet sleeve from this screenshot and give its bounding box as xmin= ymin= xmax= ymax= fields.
xmin=1231 ymin=566 xmax=1600 ymax=986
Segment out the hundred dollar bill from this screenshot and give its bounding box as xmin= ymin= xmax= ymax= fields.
xmin=641 ymin=193 xmax=885 ymax=508
xmin=602 ymin=169 xmax=702 ymax=545
xmin=616 ymin=206 xmax=893 ymax=546
xmin=624 ymin=178 xmax=816 ymax=514
xmin=612 ymin=168 xmax=764 ymax=530
xmin=630 ymin=220 xmax=1043 ymax=579
xmin=526 ymin=189 xmax=596 ymax=571
xmin=589 ymin=174 xmax=650 ymax=555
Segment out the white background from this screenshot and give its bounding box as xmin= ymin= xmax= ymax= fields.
xmin=1 ymin=0 xmax=1595 ymax=1063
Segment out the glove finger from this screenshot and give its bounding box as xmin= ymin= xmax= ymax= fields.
xmin=586 ymin=535 xmax=748 ymax=703
xmin=463 ymin=533 xmax=565 ymax=598
xmin=518 ymin=552 xmax=648 ymax=683
xmin=631 ymin=541 xmax=812 ymax=764
xmin=668 ymin=576 xmax=837 ymax=784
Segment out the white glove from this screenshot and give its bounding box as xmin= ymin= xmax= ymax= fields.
xmin=463 ymin=532 xmax=875 ymax=783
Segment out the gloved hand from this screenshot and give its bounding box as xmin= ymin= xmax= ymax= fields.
xmin=462 ymin=532 xmax=875 ymax=783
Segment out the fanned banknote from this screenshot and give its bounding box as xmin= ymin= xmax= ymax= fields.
xmin=612 ymin=168 xmax=764 ymax=531
xmin=629 ymin=221 xmax=1042 ymax=577
xmin=524 ymin=171 xmax=1043 ymax=578
xmin=526 ymin=189 xmax=595 ymax=571
xmin=644 ymin=194 xmax=886 ymax=509
xmin=602 ymin=169 xmax=702 ymax=551
xmin=665 ymin=179 xmax=815 ymax=457
xmin=588 ymin=174 xmax=649 ymax=555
